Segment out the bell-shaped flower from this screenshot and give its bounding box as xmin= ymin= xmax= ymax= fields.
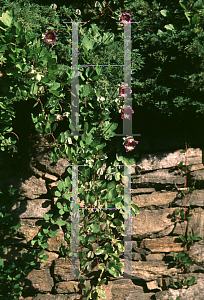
xmin=124 ymin=137 xmax=138 ymax=152
xmin=44 ymin=30 xmax=58 ymax=45
xmin=121 ymin=13 xmax=132 ymax=24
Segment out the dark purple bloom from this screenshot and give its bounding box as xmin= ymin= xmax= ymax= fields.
xmin=121 ymin=13 xmax=132 ymax=24
xmin=44 ymin=30 xmax=58 ymax=45
xmin=124 ymin=138 xmax=138 ymax=152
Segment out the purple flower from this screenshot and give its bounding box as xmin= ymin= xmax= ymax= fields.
xmin=121 ymin=107 xmax=134 ymax=120
xmin=121 ymin=13 xmax=132 ymax=24
xmin=124 ymin=138 xmax=138 ymax=152
xmin=44 ymin=30 xmax=58 ymax=45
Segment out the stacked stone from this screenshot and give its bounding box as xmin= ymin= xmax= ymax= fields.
xmin=1 ymin=133 xmax=204 ymax=299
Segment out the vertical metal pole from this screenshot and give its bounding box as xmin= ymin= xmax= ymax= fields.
xmin=123 ymin=23 xmax=132 ymax=136
xmin=71 ymin=22 xmax=80 ymax=136
xmin=71 ymin=165 xmax=80 ymax=279
xmin=123 ymin=165 xmax=132 ymax=278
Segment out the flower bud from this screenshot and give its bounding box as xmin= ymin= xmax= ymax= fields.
xmin=38 ymin=85 xmax=44 ymax=92
xmin=0 ymin=71 xmax=3 ymax=78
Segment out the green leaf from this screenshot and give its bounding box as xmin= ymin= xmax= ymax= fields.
xmin=160 ymin=9 xmax=169 ymax=17
xmin=48 ymin=229 xmax=58 ymax=238
xmin=115 ymin=172 xmax=121 ymax=181
xmin=179 ymin=256 xmax=188 ymax=262
xmin=188 ymin=277 xmax=195 ymax=286
xmin=0 ymin=10 xmax=13 ymax=27
xmin=123 ymin=156 xmax=135 ymax=165
xmin=132 ymin=204 xmax=140 ymax=215
xmin=55 ymin=191 xmax=61 ymax=197
xmin=35 ymin=122 xmax=43 ymax=133
xmin=179 ymin=235 xmax=187 ymax=243
xmin=187 ymin=232 xmax=192 ymax=241
xmin=179 ymin=0 xmax=187 ymax=10
xmin=42 ymin=254 xmax=49 ymax=260
xmin=57 ymin=202 xmax=63 ymax=209
xmin=180 ymin=209 xmax=185 ymax=218
xmin=56 ymin=220 xmax=66 ymax=226
xmin=0 ymin=259 xmax=4 ymax=269
xmin=44 ymin=214 xmax=50 ymax=221
xmin=113 ymin=219 xmax=122 ymax=226
xmin=43 ymin=228 xmax=50 ymax=234
xmin=185 ymin=259 xmax=194 ymax=266
xmin=192 ymin=233 xmax=202 ymax=241
xmin=99 ymin=263 xmax=106 ymax=270
xmin=57 ymin=180 xmax=64 ymax=192
xmin=107 ymin=182 xmax=116 ymax=191
xmin=41 ymin=242 xmax=49 ymax=249
xmin=48 ymin=58 xmax=56 ymax=68
xmin=97 ymin=288 xmax=106 ymax=298
xmin=64 ymin=176 xmax=71 ymax=188
xmin=92 ymin=224 xmax=100 ymax=233
xmin=38 ymin=249 xmax=44 ymax=257
xmin=95 ymin=247 xmax=105 ymax=255
xmin=88 ymin=236 xmax=96 ymax=242
xmin=82 ymin=36 xmax=95 ymax=50
xmin=164 ymin=24 xmax=175 ymax=31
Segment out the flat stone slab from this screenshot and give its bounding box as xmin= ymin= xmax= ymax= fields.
xmin=132 ymin=169 xmax=185 ymax=188
xmin=132 ymin=191 xmax=177 ymax=207
xmin=188 ymin=240 xmax=204 ymax=266
xmin=23 ymin=269 xmax=54 ymax=294
xmin=140 ymin=236 xmax=183 ymax=253
xmin=132 ymin=260 xmax=181 ymax=281
xmin=11 ymin=199 xmax=52 ymax=218
xmin=174 ymin=189 xmax=204 ymax=207
xmin=132 ymin=208 xmax=176 ymax=238
xmin=188 ymin=207 xmax=204 ymax=240
xmin=137 ymin=148 xmax=202 ymax=171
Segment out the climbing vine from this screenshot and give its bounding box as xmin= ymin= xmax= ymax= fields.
xmin=0 ymin=7 xmax=139 ymax=300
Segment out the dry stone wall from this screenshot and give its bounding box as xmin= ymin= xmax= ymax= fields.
xmin=1 ymin=132 xmax=204 ymax=300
